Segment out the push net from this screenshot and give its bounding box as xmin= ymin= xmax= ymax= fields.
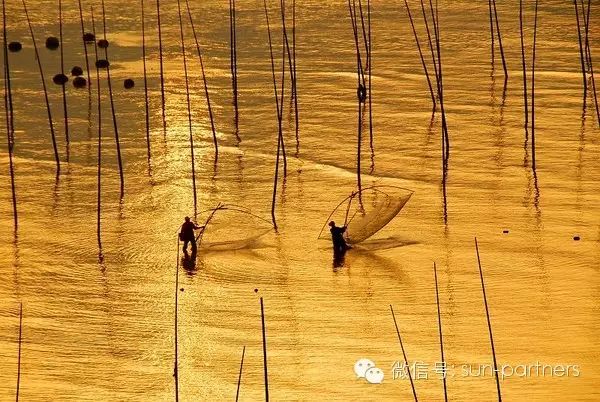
xmin=195 ymin=204 xmax=274 ymax=251
xmin=318 ymin=186 xmax=413 ymax=245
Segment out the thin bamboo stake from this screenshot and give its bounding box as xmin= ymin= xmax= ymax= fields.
xmin=278 ymin=0 xmax=288 ymax=177
xmin=260 ymin=297 xmax=269 ymax=401
xmin=519 ymin=0 xmax=529 ymax=137
xmin=185 ymin=0 xmax=219 ymax=161
xmin=474 ymin=238 xmax=502 ymax=402
xmin=100 ymin=0 xmax=124 ymax=196
xmin=291 ymin=0 xmax=299 ymax=153
xmin=77 ymin=0 xmax=92 ymax=94
xmin=174 ymin=237 xmax=180 ymax=401
xmin=390 ymin=305 xmax=418 ymax=401
xmin=22 ymin=0 xmax=60 ymax=174
xmin=404 ymin=0 xmax=436 ymax=111
xmin=2 ymin=0 xmax=17 ymax=228
xmin=488 ymin=0 xmax=494 ymax=69
xmin=91 ymin=7 xmax=102 ymax=250
xmin=582 ymin=0 xmax=591 ymax=70
xmin=156 ymin=0 xmax=166 ymax=133
xmin=264 ymin=0 xmax=284 ymax=230
xmin=491 ymin=0 xmax=508 ymax=81
xmin=141 ymin=0 xmax=151 ymax=160
xmin=229 ymin=0 xmax=238 ymax=126
xmin=281 ymin=0 xmax=295 ymax=110
xmin=574 ymin=0 xmax=587 ymax=95
xmin=16 ymin=303 xmax=22 ymax=402
xmin=235 ymin=346 xmax=245 ymax=402
xmin=366 ymin=0 xmax=373 ymax=156
xmin=428 ymin=0 xmax=449 ymax=161
xmin=531 ymin=0 xmax=538 ymax=170
xmin=580 ymin=0 xmax=600 ymax=126
xmin=433 ymin=263 xmax=447 ymax=402
xmin=349 ymin=0 xmax=365 ymax=190
xmin=419 ymin=0 xmax=440 ymax=95
xmin=177 ymin=0 xmax=198 ymax=218
xmin=59 ymin=0 xmax=69 ymax=145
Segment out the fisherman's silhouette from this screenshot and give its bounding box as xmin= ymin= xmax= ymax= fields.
xmin=329 ymin=221 xmax=351 ymax=257
xmin=180 ymin=217 xmax=204 ymax=260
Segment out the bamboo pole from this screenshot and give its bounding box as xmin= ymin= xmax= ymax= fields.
xmin=174 ymin=237 xmax=180 ymax=401
xmin=582 ymin=0 xmax=591 ymax=70
xmin=141 ymin=0 xmax=151 ymax=160
xmin=2 ymin=0 xmax=17 ymax=228
xmin=260 ymin=297 xmax=269 ymax=401
xmin=404 ymin=0 xmax=436 ymax=111
xmin=474 ymin=238 xmax=502 ymax=401
xmin=291 ymin=0 xmax=299 ymax=153
xmin=156 ymin=0 xmax=166 ymax=133
xmin=16 ymin=303 xmax=23 ymax=402
xmin=264 ymin=0 xmax=284 ymax=230
xmin=390 ymin=305 xmax=418 ymax=401
xmin=279 ymin=0 xmax=288 ymax=177
xmin=91 ymin=7 xmax=102 ymax=250
xmin=519 ymin=0 xmax=529 ymax=137
xmin=184 ymin=0 xmax=219 ymax=161
xmin=531 ymin=0 xmax=538 ymax=170
xmin=176 ymin=0 xmax=198 ymax=218
xmin=428 ymin=0 xmax=449 ymax=161
xmin=574 ymin=0 xmax=588 ymax=95
xmin=229 ymin=0 xmax=238 ymax=126
xmin=235 ymin=346 xmax=245 ymax=402
xmin=580 ymin=0 xmax=599 ymax=126
xmin=100 ymin=0 xmax=124 ymax=196
xmin=59 ymin=0 xmax=69 ymax=145
xmin=488 ymin=0 xmax=494 ymax=69
xmin=22 ymin=0 xmax=60 ymax=174
xmin=366 ymin=0 xmax=373 ymax=156
xmin=77 ymin=0 xmax=92 ymax=94
xmin=433 ymin=263 xmax=447 ymax=401
xmin=491 ymin=0 xmax=508 ymax=81
xmin=349 ymin=0 xmax=365 ymax=190
xmin=419 ymin=0 xmax=440 ymax=97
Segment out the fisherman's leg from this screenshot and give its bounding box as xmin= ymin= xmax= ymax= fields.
xmin=183 ymin=239 xmax=190 ymax=254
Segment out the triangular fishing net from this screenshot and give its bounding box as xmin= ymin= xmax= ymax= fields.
xmin=318 ymin=186 xmax=413 ymax=245
xmin=195 ymin=204 xmax=274 ymax=251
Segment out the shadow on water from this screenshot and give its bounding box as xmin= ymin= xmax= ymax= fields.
xmin=332 ymin=248 xmax=347 ymax=270
xmin=181 ymin=256 xmax=197 ymax=275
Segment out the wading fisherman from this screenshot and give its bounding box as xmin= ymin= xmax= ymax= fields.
xmin=180 ymin=217 xmax=204 ymax=259
xmin=329 ymin=221 xmax=350 ymax=255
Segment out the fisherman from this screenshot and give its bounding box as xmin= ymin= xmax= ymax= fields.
xmin=180 ymin=216 xmax=204 ymax=259
xmin=329 ymin=221 xmax=350 ymax=255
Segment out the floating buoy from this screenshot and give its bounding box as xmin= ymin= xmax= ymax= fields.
xmin=180 ymin=288 xmax=184 ymax=292
xmin=123 ymin=79 xmax=134 ymax=89
xmin=95 ymin=59 xmax=110 ymax=69
xmin=573 ymin=236 xmax=580 ymax=241
xmin=71 ymin=66 xmax=84 ymax=76
xmin=8 ymin=42 xmax=22 ymax=52
xmin=73 ymin=76 xmax=87 ymax=88
xmin=45 ymin=36 xmax=60 ymax=50
xmin=254 ymin=288 xmax=258 ymax=293
xmin=52 ymin=73 xmax=68 ymax=85
xmin=357 ymin=84 xmax=367 ymax=103
xmin=502 ymin=230 xmax=509 ymax=234
xmin=83 ymin=32 xmax=95 ymax=43
xmin=97 ymin=39 xmax=109 ymax=49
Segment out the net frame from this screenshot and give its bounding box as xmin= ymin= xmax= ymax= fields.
xmin=318 ymin=185 xmax=414 ymax=244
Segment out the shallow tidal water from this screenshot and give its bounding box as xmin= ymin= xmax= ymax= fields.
xmin=0 ymin=0 xmax=599 ymax=400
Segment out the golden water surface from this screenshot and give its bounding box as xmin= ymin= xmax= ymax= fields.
xmin=0 ymin=0 xmax=599 ymax=400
